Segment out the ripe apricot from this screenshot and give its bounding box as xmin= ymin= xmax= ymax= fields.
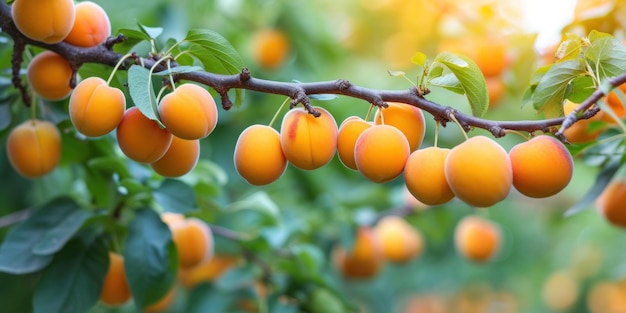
xmin=355 ymin=125 xmax=410 ymax=183
xmin=509 ymin=136 xmax=573 ymax=198
xmin=562 ymin=100 xmax=604 ymax=144
xmin=6 ymin=119 xmax=61 ymax=178
xmin=542 ymin=270 xmax=579 ymax=312
xmin=454 ymin=215 xmax=501 ymax=262
xmin=100 ymin=252 xmax=132 ymax=306
xmin=162 ymin=213 xmax=214 ymax=269
xmin=27 ymin=51 xmax=73 ymax=101
xmin=151 ymin=136 xmax=200 ymax=177
xmin=11 ymin=0 xmax=75 ymax=44
xmin=602 ymin=83 xmax=626 ymax=124
xmin=445 ymin=136 xmax=512 ymax=208
xmin=337 ymin=116 xmax=372 ymax=170
xmin=587 ymin=280 xmax=626 ymax=313
xmin=234 ymin=124 xmax=287 ymax=185
xmin=144 ymin=285 xmax=176 ymax=313
xmin=252 ymin=28 xmax=290 ymax=70
xmin=333 ymin=227 xmax=383 ymax=279
xmin=374 ymin=102 xmax=425 ymax=151
xmin=69 ymin=77 xmax=125 ymax=137
xmin=487 ymin=77 xmax=505 ymax=108
xmin=596 ymin=180 xmax=626 ymax=228
xmin=64 ymin=1 xmax=111 ymax=47
xmin=475 ymin=38 xmax=507 ymax=77
xmin=178 ymin=255 xmax=240 ymax=289
xmin=116 ymin=107 xmax=173 ymax=163
xmin=374 ymin=215 xmax=424 ymax=263
xmin=280 ymin=107 xmax=338 ymax=170
xmin=158 ymin=83 xmax=218 ymax=140
xmin=404 ymin=147 xmax=454 ymax=206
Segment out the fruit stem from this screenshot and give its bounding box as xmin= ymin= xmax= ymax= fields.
xmin=166 ymin=59 xmax=176 ymax=91
xmin=504 ymin=130 xmax=531 ymax=141
xmin=434 ymin=122 xmax=440 ymax=147
xmin=448 ymin=113 xmax=469 ymax=140
xmin=268 ymin=97 xmax=290 ymax=128
xmin=29 ymin=91 xmax=37 ymax=123
xmin=107 ymin=53 xmax=134 ymax=85
xmin=364 ymin=103 xmax=375 ymax=122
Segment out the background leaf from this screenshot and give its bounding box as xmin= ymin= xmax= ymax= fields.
xmin=532 ymin=60 xmax=586 ymax=118
xmin=153 ymin=179 xmax=197 ymax=214
xmin=432 ymin=52 xmax=488 ymax=117
xmin=585 ymin=30 xmax=626 ymax=81
xmin=32 ymin=210 xmax=91 ymax=255
xmin=124 ymin=208 xmax=177 ymax=308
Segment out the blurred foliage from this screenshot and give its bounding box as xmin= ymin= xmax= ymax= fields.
xmin=3 ymin=0 xmax=626 ymax=313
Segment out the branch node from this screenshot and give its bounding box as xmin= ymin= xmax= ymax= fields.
xmin=336 ymin=79 xmax=352 ymax=90
xmin=216 ymin=88 xmax=233 ymax=110
xmin=489 ymin=126 xmax=506 ymax=138
xmin=240 ymin=68 xmax=251 ymax=82
xmin=104 ymin=34 xmax=127 ymax=50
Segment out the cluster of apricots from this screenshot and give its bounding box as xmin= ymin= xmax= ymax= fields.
xmin=236 ymin=101 xmax=574 ymax=209
xmin=99 ymin=212 xmax=213 ymax=311
xmin=332 ymin=215 xmax=424 ymax=279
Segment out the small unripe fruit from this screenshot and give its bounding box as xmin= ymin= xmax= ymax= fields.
xmin=158 ymin=84 xmax=218 ymax=140
xmin=100 ymin=252 xmax=132 ymax=306
xmin=542 ymin=270 xmax=579 ymax=312
xmin=69 ymin=77 xmax=126 ymax=137
xmin=11 ymin=0 xmax=76 ymax=44
xmin=596 ymin=180 xmax=626 ymax=228
xmin=509 ymin=136 xmax=573 ymax=198
xmin=404 ymin=147 xmax=454 ymax=206
xmin=374 ymin=215 xmax=424 ymax=263
xmin=374 ymin=102 xmax=425 ymax=151
xmin=562 ymin=100 xmax=603 ymax=144
xmin=27 ymin=51 xmax=73 ymax=101
xmin=454 ymin=215 xmax=501 ymax=262
xmin=162 ymin=213 xmax=214 ymax=269
xmin=355 ymin=125 xmax=410 ymax=183
xmin=64 ymin=1 xmax=111 ymax=47
xmin=6 ymin=119 xmax=61 ymax=178
xmin=337 ymin=116 xmax=372 ymax=170
xmin=280 ymin=107 xmax=338 ymax=170
xmin=445 ymin=136 xmax=512 ymax=207
xmin=151 ymin=136 xmax=200 ymax=177
xmin=116 ymin=107 xmax=173 ymax=163
xmin=234 ymin=124 xmax=287 ymax=185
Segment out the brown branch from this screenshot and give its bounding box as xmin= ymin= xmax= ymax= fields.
xmin=1 ymin=1 xmax=625 ymax=139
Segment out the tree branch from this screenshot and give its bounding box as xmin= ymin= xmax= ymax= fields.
xmin=2 ymin=1 xmax=625 ymax=139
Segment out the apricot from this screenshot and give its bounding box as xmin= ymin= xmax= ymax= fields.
xmin=234 ymin=124 xmax=287 ymax=185
xmin=333 ymin=227 xmax=383 ymax=279
xmin=162 ymin=213 xmax=214 ymax=269
xmin=596 ymin=180 xmax=626 ymax=228
xmin=587 ymin=281 xmax=626 ymax=313
xmin=454 ymin=215 xmax=501 ymax=262
xmin=374 ymin=215 xmax=424 ymax=263
xmin=487 ymin=77 xmax=505 ymax=108
xmin=337 ymin=116 xmax=372 ymax=170
xmin=11 ymin=0 xmax=75 ymax=44
xmin=404 ymin=147 xmax=454 ymax=206
xmin=64 ymin=1 xmax=111 ymax=47
xmin=445 ymin=136 xmax=512 ymax=208
xmin=280 ymin=107 xmax=338 ymax=170
xmin=158 ymin=83 xmax=218 ymax=140
xmin=27 ymin=51 xmax=73 ymax=101
xmin=100 ymin=252 xmax=132 ymax=306
xmin=374 ymin=102 xmax=425 ymax=151
xmin=354 ymin=125 xmax=410 ymax=183
xmin=6 ymin=119 xmax=61 ymax=178
xmin=541 ymin=270 xmax=579 ymax=312
xmin=475 ymin=38 xmax=508 ymax=77
xmin=69 ymin=77 xmax=125 ymax=137
xmin=562 ymin=100 xmax=604 ymax=144
xmin=509 ymin=135 xmax=573 ymax=198
xmin=144 ymin=285 xmax=176 ymax=313
xmin=116 ymin=107 xmax=173 ymax=163
xmin=178 ymin=255 xmax=240 ymax=289
xmin=252 ymin=28 xmax=290 ymax=70
xmin=603 ymin=83 xmax=626 ymax=124
xmin=150 ymin=136 xmax=200 ymax=177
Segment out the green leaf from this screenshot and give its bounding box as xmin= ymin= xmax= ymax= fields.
xmin=0 ymin=197 xmax=83 ymax=274
xmin=87 ymin=156 xmax=132 ymax=179
xmin=428 ymin=73 xmax=464 ymax=94
xmin=32 ymin=238 xmax=108 ymax=313
xmin=114 ymin=28 xmax=150 ymax=53
xmin=184 ymin=29 xmax=245 ymax=106
xmin=291 ymin=244 xmax=324 ymax=274
xmin=215 ymin=264 xmax=262 ymax=291
xmin=124 ymin=209 xmax=177 ymax=308
xmin=432 ymin=52 xmax=488 ymax=117
xmin=566 ymin=75 xmax=596 ymax=103
xmin=532 ymin=60 xmax=586 ymax=118
xmin=310 ymin=94 xmax=338 ymax=101
xmin=32 ymin=209 xmax=91 ymax=255
xmin=555 ymin=33 xmax=582 ymax=62
xmin=227 ymin=191 xmax=280 ymax=224
xmin=305 ymin=288 xmax=346 ymax=313
xmin=153 ymin=66 xmax=205 ymax=76
xmin=410 ymin=51 xmax=427 ymax=66
xmin=585 ymin=31 xmax=626 ymax=81
xmin=137 ymin=22 xmax=163 ymax=39
xmin=154 ymin=179 xmax=197 ymax=214
xmin=128 ymin=65 xmax=160 ymax=122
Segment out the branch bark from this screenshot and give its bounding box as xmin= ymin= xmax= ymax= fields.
xmin=2 ymin=1 xmax=625 ymax=139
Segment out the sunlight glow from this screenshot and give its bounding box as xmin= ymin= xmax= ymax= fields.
xmin=521 ymin=0 xmax=577 ymax=51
